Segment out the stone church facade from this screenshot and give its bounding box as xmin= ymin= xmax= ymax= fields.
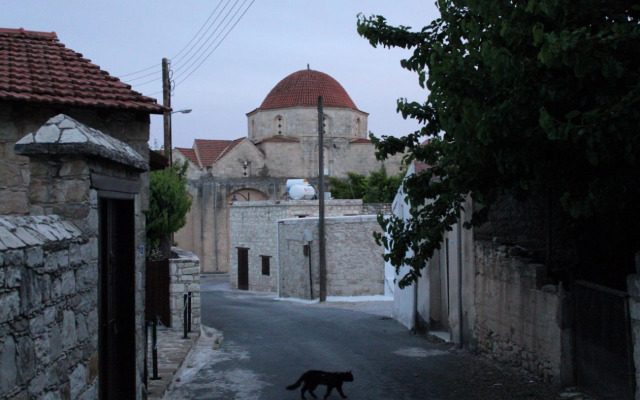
xmin=173 ymin=68 xmax=403 ymax=273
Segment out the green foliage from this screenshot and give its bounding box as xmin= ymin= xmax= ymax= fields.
xmin=146 ymin=160 xmax=192 ymax=251
xmin=358 ymin=1 xmax=640 ymax=288
xmin=328 ymin=167 xmax=403 ymax=203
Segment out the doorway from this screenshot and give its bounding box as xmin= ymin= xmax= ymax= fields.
xmin=99 ymin=197 xmax=136 ymax=399
xmin=237 ymin=247 xmax=249 ymax=290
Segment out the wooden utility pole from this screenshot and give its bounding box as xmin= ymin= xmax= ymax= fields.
xmin=318 ymin=96 xmax=326 ymax=302
xmin=162 ymin=58 xmax=172 ymax=165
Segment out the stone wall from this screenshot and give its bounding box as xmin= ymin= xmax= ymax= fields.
xmin=229 ymin=199 xmax=366 ymax=292
xmin=0 ymin=215 xmax=97 ymax=400
xmin=627 ymin=270 xmax=640 ymax=400
xmin=278 ymin=215 xmax=385 ymax=299
xmin=0 ymin=103 xmax=151 ymax=216
xmin=169 ymin=248 xmax=201 ymax=329
xmin=474 ymin=240 xmax=564 ymax=382
xmin=13 ymin=114 xmax=150 ymax=398
xmin=247 ymin=106 xmax=368 ymax=143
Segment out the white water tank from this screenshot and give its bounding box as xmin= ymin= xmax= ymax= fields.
xmin=289 ymin=184 xmax=316 ymax=200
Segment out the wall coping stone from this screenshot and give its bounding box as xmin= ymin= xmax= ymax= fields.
xmin=230 ymin=199 xmax=363 ymax=208
xmin=0 ymin=215 xmax=81 ymax=250
xmin=14 ymin=114 xmax=148 ymax=171
xmin=278 ymin=215 xmax=379 ymax=225
xmin=171 ymin=247 xmax=199 ymax=262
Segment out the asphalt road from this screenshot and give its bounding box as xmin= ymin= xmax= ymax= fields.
xmin=166 ymin=274 xmax=563 ymax=400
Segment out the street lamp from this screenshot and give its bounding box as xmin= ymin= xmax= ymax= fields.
xmin=172 ymin=109 xmax=192 ymax=115
xmin=231 ymin=192 xmax=250 ymax=201
xmin=164 ymin=108 xmax=192 ymax=165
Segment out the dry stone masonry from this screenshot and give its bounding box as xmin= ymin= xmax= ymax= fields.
xmin=0 ymin=215 xmax=97 ymax=400
xmin=169 ymin=248 xmax=201 ymax=329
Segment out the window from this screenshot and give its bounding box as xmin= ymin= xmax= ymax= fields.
xmin=261 ymin=255 xmax=271 ymax=276
xmin=274 ymin=115 xmax=285 ymax=135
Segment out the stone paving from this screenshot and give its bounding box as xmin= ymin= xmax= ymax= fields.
xmin=146 ymin=325 xmax=199 ymax=399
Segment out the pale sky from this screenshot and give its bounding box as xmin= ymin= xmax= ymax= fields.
xmin=1 ymin=1 xmax=439 ymax=149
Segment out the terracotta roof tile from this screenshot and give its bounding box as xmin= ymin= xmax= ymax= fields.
xmin=175 ymin=147 xmax=199 ymax=167
xmin=350 ymin=138 xmax=372 ymax=144
xmin=193 ymin=138 xmax=244 ymax=167
xmin=0 ymin=28 xmax=165 ymax=114
xmin=259 ymin=69 xmax=359 ymax=111
xmin=259 ymin=136 xmax=300 ymax=143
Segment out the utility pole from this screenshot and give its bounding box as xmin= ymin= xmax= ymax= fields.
xmin=162 ymin=58 xmax=172 ymax=165
xmin=318 ymin=96 xmax=326 ymax=302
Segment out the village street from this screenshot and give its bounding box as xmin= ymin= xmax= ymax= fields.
xmin=165 ymin=275 xmax=566 ymax=400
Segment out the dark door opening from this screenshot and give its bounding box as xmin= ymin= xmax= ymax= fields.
xmin=99 ymin=197 xmax=136 ymax=399
xmin=238 ymin=247 xmax=249 ymax=290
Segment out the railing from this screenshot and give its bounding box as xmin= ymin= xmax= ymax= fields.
xmin=145 ymin=291 xmax=194 ymax=387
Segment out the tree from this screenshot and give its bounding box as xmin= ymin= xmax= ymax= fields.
xmin=328 ymin=167 xmax=403 ymax=203
xmin=146 ymin=160 xmax=192 ymax=256
xmin=357 ymin=1 xmax=640 ymax=288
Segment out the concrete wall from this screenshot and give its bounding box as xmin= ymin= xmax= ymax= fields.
xmin=627 ymin=271 xmax=640 ymax=400
xmin=229 ymin=199 xmax=365 ymax=292
xmin=169 ymin=248 xmax=201 ymax=329
xmin=277 ymin=215 xmax=384 ymax=299
xmin=0 ymin=216 xmax=97 ymax=400
xmin=474 ymin=240 xmax=564 ymax=382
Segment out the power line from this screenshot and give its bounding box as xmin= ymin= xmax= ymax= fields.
xmin=172 ymin=0 xmax=238 ymax=75
xmin=171 ymin=0 xmax=228 ymax=66
xmin=174 ymin=0 xmax=255 ymax=87
xmin=118 ymin=0 xmax=226 ymax=78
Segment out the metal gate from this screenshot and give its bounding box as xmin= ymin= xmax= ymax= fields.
xmin=145 ymin=258 xmax=171 ymax=326
xmin=574 ymin=280 xmax=635 ymax=400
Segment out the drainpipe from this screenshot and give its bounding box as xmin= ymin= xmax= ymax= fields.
xmin=457 ymin=212 xmax=464 ymax=349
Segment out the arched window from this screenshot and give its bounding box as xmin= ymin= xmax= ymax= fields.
xmin=355 ymin=117 xmax=361 ymax=136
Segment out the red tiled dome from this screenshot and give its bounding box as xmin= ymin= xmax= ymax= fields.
xmin=259 ymin=69 xmax=358 ymax=111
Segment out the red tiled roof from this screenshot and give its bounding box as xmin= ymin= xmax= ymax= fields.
xmin=0 ymin=28 xmax=165 ymax=114
xmin=193 ymin=138 xmax=244 ymax=167
xmin=259 ymin=69 xmax=359 ymax=111
xmin=350 ymin=138 xmax=372 ymax=144
xmin=259 ymin=136 xmax=300 ymax=143
xmin=175 ymin=147 xmax=199 ymax=166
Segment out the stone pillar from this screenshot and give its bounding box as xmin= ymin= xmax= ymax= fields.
xmin=15 ymin=114 xmax=150 ymax=399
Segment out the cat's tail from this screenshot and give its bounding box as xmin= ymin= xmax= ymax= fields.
xmin=286 ymin=374 xmax=305 ymax=390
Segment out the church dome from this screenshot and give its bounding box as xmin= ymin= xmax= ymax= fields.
xmin=259 ymin=68 xmax=358 ymax=111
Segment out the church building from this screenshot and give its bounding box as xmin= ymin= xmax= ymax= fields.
xmin=173 ymin=67 xmax=403 ymax=273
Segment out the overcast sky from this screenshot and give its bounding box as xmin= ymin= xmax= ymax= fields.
xmin=1 ymin=1 xmax=439 ymax=149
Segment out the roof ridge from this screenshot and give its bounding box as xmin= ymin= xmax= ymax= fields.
xmin=0 ymin=28 xmax=58 ymax=39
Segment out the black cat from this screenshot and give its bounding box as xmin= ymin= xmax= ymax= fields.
xmin=286 ymin=370 xmax=354 ymax=399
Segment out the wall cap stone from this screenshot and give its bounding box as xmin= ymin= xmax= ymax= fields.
xmin=14 ymin=114 xmax=148 ymax=171
xmin=0 ymin=215 xmax=81 ymax=250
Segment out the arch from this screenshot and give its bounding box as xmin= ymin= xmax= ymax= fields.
xmin=227 ymin=188 xmax=268 ymax=203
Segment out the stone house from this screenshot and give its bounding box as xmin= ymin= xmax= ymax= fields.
xmin=0 ymin=28 xmax=165 ymax=399
xmin=173 ymin=67 xmax=404 ymax=273
xmin=389 ymin=160 xmax=640 ymax=399
xmin=228 ymin=199 xmax=391 ymax=295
